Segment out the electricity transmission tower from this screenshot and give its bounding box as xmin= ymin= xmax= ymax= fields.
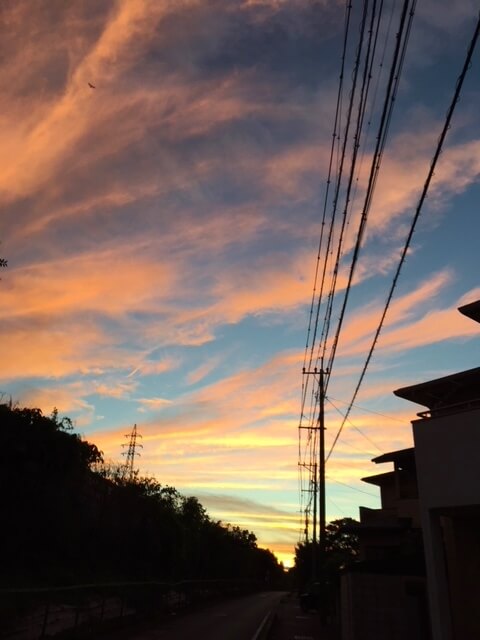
xmin=121 ymin=423 xmax=142 ymax=481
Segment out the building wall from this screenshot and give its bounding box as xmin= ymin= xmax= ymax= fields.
xmin=413 ymin=408 xmax=480 ymax=509
xmin=379 ymin=480 xmax=396 ymax=509
xmin=443 ymin=514 xmax=480 ymax=639
xmin=413 ymin=407 xmax=480 ymax=640
xmin=341 ymin=572 xmax=428 ymax=640
xmin=396 ymin=498 xmax=421 ymax=527
xmin=397 ymin=470 xmax=418 ymax=499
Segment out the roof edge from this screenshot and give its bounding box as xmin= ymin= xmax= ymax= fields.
xmin=458 ymin=299 xmax=480 ymax=324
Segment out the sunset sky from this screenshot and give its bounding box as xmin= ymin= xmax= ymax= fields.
xmin=2 ymin=0 xmax=480 ymax=567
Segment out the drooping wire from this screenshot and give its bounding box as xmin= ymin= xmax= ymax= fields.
xmin=327 ymin=395 xmax=406 ymax=423
xmin=324 ymin=0 xmax=417 ymax=390
xmin=303 ymin=0 xmax=372 ymax=445
xmin=326 ymin=9 xmax=480 ymax=461
xmin=347 ymin=0 xmax=395 ymax=220
xmin=299 ymin=0 xmax=390 ymax=542
xmin=326 ymin=476 xmax=379 ymax=498
xmin=299 ymin=1 xmax=354 ymax=541
xmin=301 ymin=0 xmax=353 ymax=421
xmin=299 ymin=0 xmax=420 ymax=543
xmin=319 ymin=0 xmax=383 ymax=367
xmin=327 ymin=396 xmax=384 ymax=454
xmin=327 ymin=495 xmax=348 ymax=518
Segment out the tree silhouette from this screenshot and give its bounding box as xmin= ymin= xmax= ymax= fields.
xmin=0 ymin=242 xmax=7 ymax=270
xmin=1 ymin=402 xmax=284 ymax=587
xmin=294 ymin=517 xmax=359 ymax=589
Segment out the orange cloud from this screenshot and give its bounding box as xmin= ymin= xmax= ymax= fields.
xmin=0 ymin=322 xmax=119 ymax=381
xmin=0 ymin=1 xmax=188 ymax=202
xmin=137 ymin=397 xmax=172 ymax=412
xmin=334 ymin=269 xmax=453 ymax=354
xmin=2 ymin=248 xmax=175 ymax=322
xmin=94 ymin=381 xmax=138 ymax=399
xmin=1 ymin=0 xmax=479 ymax=571
xmin=127 ymin=356 xmax=180 ymax=378
xmin=12 ymin=383 xmax=93 ymax=421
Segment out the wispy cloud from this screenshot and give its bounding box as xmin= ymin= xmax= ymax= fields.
xmin=137 ymin=397 xmax=172 ymax=412
xmin=2 ymin=0 xmax=479 ymax=565
xmin=186 ymin=355 xmax=222 ymax=385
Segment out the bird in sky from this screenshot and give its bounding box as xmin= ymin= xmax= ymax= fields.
xmin=88 ymin=82 xmax=96 ymax=89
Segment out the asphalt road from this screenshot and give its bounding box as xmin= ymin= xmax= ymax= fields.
xmin=121 ymin=591 xmax=286 ymax=640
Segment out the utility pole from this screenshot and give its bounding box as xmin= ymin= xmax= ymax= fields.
xmin=301 ymin=365 xmax=328 ymax=581
xmin=318 ymin=367 xmax=326 ymax=569
xmin=121 ymin=423 xmax=142 ymax=481
xmin=312 ymin=462 xmax=318 ymax=581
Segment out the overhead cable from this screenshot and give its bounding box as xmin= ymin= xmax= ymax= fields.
xmin=320 ymin=0 xmax=384 ymax=366
xmin=300 ymin=0 xmax=353 ymax=421
xmin=326 ymin=10 xmax=480 ymax=461
xmin=325 ymin=0 xmax=417 ymax=389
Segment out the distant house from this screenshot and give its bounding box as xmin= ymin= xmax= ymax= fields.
xmin=394 ymin=300 xmax=480 ymax=640
xmin=340 ymin=447 xmax=428 ymax=640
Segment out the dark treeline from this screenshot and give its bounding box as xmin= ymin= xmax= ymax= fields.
xmin=1 ymin=403 xmax=283 ymax=587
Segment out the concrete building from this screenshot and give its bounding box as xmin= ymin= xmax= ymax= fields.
xmin=359 ymin=448 xmax=421 ymax=562
xmin=394 ymin=300 xmax=480 ymax=640
xmin=341 ymin=448 xmax=428 ymax=640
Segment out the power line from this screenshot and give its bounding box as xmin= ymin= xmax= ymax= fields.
xmin=326 ymin=396 xmax=384 ymax=453
xmin=298 ymin=0 xmax=415 ymax=550
xmin=325 ymin=0 xmax=417 ymax=389
xmin=347 ymin=0 xmax=396 ymax=218
xmin=300 ymin=3 xmax=378 ymax=544
xmin=301 ymin=0 xmax=353 ymax=425
xmin=327 ymin=395 xmax=405 ymax=422
xmin=319 ymin=0 xmax=383 ymax=367
xmin=327 ymin=495 xmax=348 ymax=518
xmin=318 ymin=0 xmax=397 ymax=377
xmin=299 ymin=1 xmax=355 ymax=544
xmin=326 ymin=9 xmax=480 ymax=461
xmin=326 ymin=476 xmax=378 ymax=498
